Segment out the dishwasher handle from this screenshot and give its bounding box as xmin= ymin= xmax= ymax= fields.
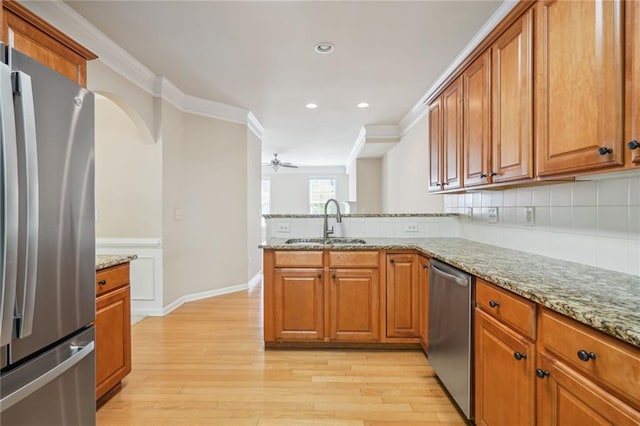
xmin=430 ymin=261 xmax=471 ymax=288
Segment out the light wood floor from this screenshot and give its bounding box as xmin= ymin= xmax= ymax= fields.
xmin=97 ymin=284 xmax=465 ymax=426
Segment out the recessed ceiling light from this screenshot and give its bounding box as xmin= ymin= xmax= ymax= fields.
xmin=305 ymin=103 xmax=318 ymax=109
xmin=314 ymin=42 xmax=335 ymax=55
xmin=357 ymin=102 xmax=369 ymax=108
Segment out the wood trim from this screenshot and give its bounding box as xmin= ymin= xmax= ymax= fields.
xmin=425 ymin=0 xmax=536 ymax=106
xmin=626 ymin=0 xmax=640 ymax=167
xmin=263 ymin=250 xmax=275 ymax=342
xmin=3 ymin=0 xmax=96 ymax=59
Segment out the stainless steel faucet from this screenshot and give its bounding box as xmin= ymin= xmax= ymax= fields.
xmin=323 ymin=198 xmax=342 ymax=239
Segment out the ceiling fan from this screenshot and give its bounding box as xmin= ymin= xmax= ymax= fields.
xmin=263 ymin=153 xmax=298 ymax=172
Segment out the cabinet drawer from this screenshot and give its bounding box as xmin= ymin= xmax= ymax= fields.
xmin=539 ymin=308 xmax=640 ymax=405
xmin=476 ymin=279 xmax=536 ymax=339
xmin=96 ymin=263 xmax=130 ymax=296
xmin=274 ymin=251 xmax=323 ymax=268
xmin=328 ymin=251 xmax=379 ymax=268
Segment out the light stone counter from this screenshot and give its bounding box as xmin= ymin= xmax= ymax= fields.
xmin=96 ymin=254 xmax=137 ymax=271
xmin=260 ymin=237 xmax=640 ymax=348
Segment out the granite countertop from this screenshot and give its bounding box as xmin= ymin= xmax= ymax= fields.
xmin=261 ymin=237 xmax=640 ymax=348
xmin=96 ymin=254 xmax=137 ymax=271
xmin=263 ymin=213 xmax=458 ymax=218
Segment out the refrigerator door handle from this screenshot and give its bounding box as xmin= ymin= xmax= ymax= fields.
xmin=0 ymin=341 xmax=94 ymax=412
xmin=0 ymin=61 xmax=19 ymax=347
xmin=12 ymin=71 xmax=39 ymax=339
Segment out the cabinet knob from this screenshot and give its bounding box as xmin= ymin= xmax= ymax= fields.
xmin=490 ymin=171 xmax=498 ymax=177
xmin=480 ymin=173 xmax=487 ymax=179
xmin=432 ymin=182 xmax=441 ymax=187
xmin=535 ymin=369 xmax=550 ymax=379
xmin=422 ymin=264 xmax=429 ymax=270
xmin=514 ymin=352 xmax=527 ymax=361
xmin=628 ymin=140 xmax=640 ymax=150
xmin=332 ymin=274 xmax=336 ymax=280
xmin=443 ymin=182 xmax=450 ymax=186
xmin=598 ymin=146 xmax=613 ymax=155
xmin=317 ymin=274 xmax=322 ymax=279
xmin=98 ymin=280 xmax=107 ymax=286
xmin=488 ymin=300 xmax=500 ymax=308
xmin=577 ymin=350 xmax=596 ymax=362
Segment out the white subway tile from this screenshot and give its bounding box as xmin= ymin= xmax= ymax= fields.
xmin=534 ymin=207 xmax=551 ymax=230
xmin=503 ymin=189 xmax=517 ymax=207
xmin=630 ymin=176 xmax=640 ymax=205
xmin=363 ymin=221 xmax=380 ymax=238
xmin=571 ymin=206 xmax=597 ymax=235
xmin=491 ymin=191 xmax=504 ymax=207
xmin=596 ymin=237 xmax=629 ymax=273
xmin=481 ymin=192 xmax=492 ymax=207
xmin=348 ymin=220 xmax=365 ymax=237
xmin=597 ymin=206 xmax=628 ymax=238
xmin=597 ymin=178 xmax=628 ymax=206
xmin=568 ymin=235 xmax=598 ymax=267
xmin=379 ymin=221 xmax=395 ymax=238
xmin=628 ymin=206 xmax=640 ymax=239
xmin=517 ymin=188 xmax=532 ymax=207
xmin=473 ymin=192 xmax=482 ymax=207
xmin=501 ymin=207 xmax=517 ymax=226
xmin=550 ymin=183 xmax=572 ymax=206
xmin=571 ymin=181 xmax=597 ymax=206
xmin=627 ymin=239 xmax=640 ymax=276
xmin=532 ymin=187 xmax=550 ymax=207
xmin=465 ymin=193 xmax=473 ymax=208
xmin=549 ymin=206 xmax=572 ymax=232
xmin=445 ymin=195 xmax=458 ymax=208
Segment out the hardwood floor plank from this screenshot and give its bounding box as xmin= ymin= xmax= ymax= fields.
xmin=97 ymin=285 xmax=465 ymax=425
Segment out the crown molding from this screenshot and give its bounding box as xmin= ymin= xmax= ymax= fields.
xmin=398 ymin=0 xmax=519 ymax=137
xmin=247 ymin=112 xmax=264 ymax=140
xmin=345 ymin=126 xmax=368 ymax=169
xmin=364 ymin=124 xmax=400 ymax=141
xmin=18 ymin=0 xmax=259 ymax=128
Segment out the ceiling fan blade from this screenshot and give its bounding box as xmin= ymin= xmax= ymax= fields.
xmin=281 ymin=163 xmax=298 ymax=168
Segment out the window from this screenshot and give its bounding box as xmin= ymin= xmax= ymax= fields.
xmin=261 ymin=179 xmax=271 ymax=215
xmin=309 ymin=178 xmax=336 ymax=214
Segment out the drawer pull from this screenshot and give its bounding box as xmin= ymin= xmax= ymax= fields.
xmin=577 ymin=350 xmax=596 ymax=362
xmin=331 ymin=274 xmax=336 ymax=280
xmin=514 ymin=352 xmax=527 ymax=361
xmin=98 ymin=280 xmax=107 ymax=286
xmin=317 ymin=274 xmax=322 ymax=279
xmin=598 ymin=146 xmax=613 ymax=155
xmin=536 ymin=369 xmax=550 ymax=379
xmin=488 ymin=300 xmax=500 ymax=308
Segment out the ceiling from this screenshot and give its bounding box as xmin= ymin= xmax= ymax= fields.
xmin=64 ymin=0 xmax=502 ymax=167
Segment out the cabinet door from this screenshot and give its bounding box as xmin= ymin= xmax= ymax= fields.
xmin=428 ymin=97 xmax=443 ymax=192
xmin=627 ymin=0 xmax=640 ymax=167
xmin=329 ymin=268 xmax=379 ymax=342
xmin=442 ymin=79 xmax=463 ymax=190
xmin=386 ymin=254 xmax=420 ymax=338
xmin=96 ymin=285 xmax=132 ymax=400
xmin=463 ymin=51 xmax=492 ymax=187
xmin=418 ymin=257 xmax=429 ymax=352
xmin=2 ymin=2 xmax=95 ymax=87
xmin=536 ymin=0 xmax=624 ymax=175
xmin=475 ymin=309 xmax=535 ymax=426
xmin=536 ymin=352 xmax=640 ymax=426
xmin=491 ymin=9 xmax=533 ymax=182
xmin=273 ymin=268 xmax=324 ymax=341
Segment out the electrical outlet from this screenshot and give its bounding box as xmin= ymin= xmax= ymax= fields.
xmin=404 ymin=223 xmax=418 ymax=233
xmin=277 ymin=223 xmax=290 ymax=233
xmin=174 ymin=208 xmax=183 ymax=221
xmin=487 ymin=207 xmax=498 ymax=224
xmin=525 ymin=207 xmax=535 ymax=226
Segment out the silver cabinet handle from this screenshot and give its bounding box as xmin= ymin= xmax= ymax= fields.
xmin=13 ymin=71 xmax=39 ymax=339
xmin=0 ymin=61 xmax=19 ymax=347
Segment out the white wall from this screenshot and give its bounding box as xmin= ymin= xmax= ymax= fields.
xmin=355 ymin=158 xmax=382 ymax=213
xmin=446 ymin=176 xmax=640 ymax=276
xmin=247 ymin=129 xmax=263 ymax=280
xmin=94 ymin=95 xmax=162 ymax=238
xmin=382 ymin=114 xmax=445 ymax=213
xmin=265 ymin=167 xmax=349 ymax=214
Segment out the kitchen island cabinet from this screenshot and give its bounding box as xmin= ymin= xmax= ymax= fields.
xmin=95 ymin=259 xmax=133 ymax=404
xmin=385 ymin=253 xmax=420 ymax=340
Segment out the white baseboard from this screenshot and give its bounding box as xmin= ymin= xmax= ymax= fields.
xmin=132 ymin=271 xmax=263 ymax=317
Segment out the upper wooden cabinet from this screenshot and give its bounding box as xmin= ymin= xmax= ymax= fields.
xmin=491 ymin=9 xmax=534 ymax=183
xmin=535 ymin=0 xmax=624 ymax=176
xmin=2 ymin=0 xmax=96 ymax=87
xmin=463 ymin=51 xmax=492 ymax=187
xmin=428 ymin=78 xmax=463 ymax=192
xmin=626 ymin=0 xmax=640 ymax=167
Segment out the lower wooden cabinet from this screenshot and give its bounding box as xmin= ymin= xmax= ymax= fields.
xmin=273 ymin=268 xmax=324 ymax=341
xmin=418 ymin=256 xmax=429 ymax=352
xmin=95 ymin=263 xmax=132 ymax=402
xmin=536 ymin=352 xmax=640 ymax=425
xmin=329 ymin=268 xmax=379 ymax=342
xmin=386 ymin=253 xmax=420 ymax=339
xmin=475 ymin=309 xmax=535 ymax=426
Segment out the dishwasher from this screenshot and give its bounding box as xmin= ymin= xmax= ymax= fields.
xmin=428 ymin=258 xmax=475 ymax=422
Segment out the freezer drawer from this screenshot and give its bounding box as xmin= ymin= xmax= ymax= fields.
xmin=0 ymin=326 xmax=96 ymax=426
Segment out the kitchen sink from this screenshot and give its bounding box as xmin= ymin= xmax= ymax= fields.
xmin=284 ymin=238 xmax=367 ymax=246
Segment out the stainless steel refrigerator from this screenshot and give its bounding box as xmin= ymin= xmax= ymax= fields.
xmin=1 ymin=44 xmax=96 ymax=425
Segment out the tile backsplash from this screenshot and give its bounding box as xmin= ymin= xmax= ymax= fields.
xmin=445 ymin=175 xmax=640 ymax=276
